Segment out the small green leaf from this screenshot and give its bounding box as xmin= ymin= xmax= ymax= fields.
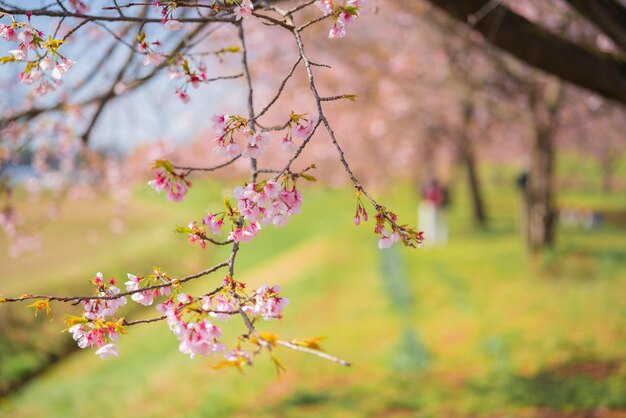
xmin=175 ymin=226 xmax=193 ymax=234
xmin=0 ymin=56 xmax=16 ymax=64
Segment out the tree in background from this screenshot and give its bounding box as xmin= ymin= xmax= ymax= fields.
xmin=424 ymin=0 xmax=626 ymax=104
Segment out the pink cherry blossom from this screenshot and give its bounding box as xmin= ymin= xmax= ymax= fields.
xmin=241 ymin=130 xmax=269 ymax=159
xmin=166 ymin=179 xmax=189 ymax=201
xmin=281 ymin=136 xmax=298 ymax=153
xmin=51 ymin=59 xmax=75 ymax=80
xmin=226 ymin=142 xmax=241 ymax=157
xmin=246 ymin=130 xmax=269 ymax=147
xmin=83 ymin=280 xmax=127 ymax=320
xmin=175 ymin=88 xmax=190 ymax=104
xmin=17 ymin=28 xmax=34 ymax=47
xmin=69 ymin=324 xmax=90 ymax=349
xmin=242 ymin=144 xmax=262 ymax=159
xmin=329 ymin=22 xmax=347 ymax=39
xmin=187 ymin=221 xmax=207 ymax=249
xmin=224 ymin=349 xmax=252 ymax=364
xmin=0 ymin=24 xmax=17 ymax=42
xmin=279 ymin=188 xmax=303 ymax=215
xmin=148 ymin=171 xmax=168 ymax=192
xmin=263 ymin=181 xmax=281 ymax=199
xmin=234 ymin=0 xmax=253 ymax=20
xmin=18 ymin=69 xmax=40 ymax=84
xmin=177 ymin=319 xmax=225 ymax=359
xmin=39 ymin=57 xmax=53 ymax=71
xmin=293 ymin=117 xmax=317 ymax=140
xmin=163 ymin=19 xmax=182 ymax=31
xmin=125 ymin=274 xmax=158 ymax=306
xmin=95 ymin=343 xmax=119 ymax=359
xmin=168 ymin=65 xmax=184 ymax=80
xmin=202 ymin=213 xmax=224 ymax=236
xmin=67 ymin=273 xmax=129 ymax=357
xmin=211 ymin=114 xmax=229 ymax=135
xmin=148 ymin=169 xmax=191 ymax=202
xmin=338 ymin=11 xmax=357 ymax=26
xmin=377 ymin=230 xmax=401 ymax=249
xmin=315 ymin=0 xmax=334 ymax=14
xmin=202 ymin=294 xmax=235 ymax=321
xmin=9 ymin=49 xmax=26 ymax=61
xmin=143 ymin=51 xmax=164 ymax=66
xmin=189 ymin=74 xmax=201 ymax=88
xmin=228 ymin=221 xmax=261 ymax=243
xmin=156 ymin=298 xmax=177 ymax=317
xmin=244 ymin=284 xmax=289 ymax=320
xmin=232 ymin=183 xmax=304 ymax=235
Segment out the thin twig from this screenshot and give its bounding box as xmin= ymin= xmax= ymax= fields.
xmin=0 ymin=5 xmax=235 ymax=24
xmin=252 ymin=57 xmax=302 ymax=121
xmin=174 ymin=154 xmax=242 ymax=175
xmin=277 ymin=340 xmax=351 ymax=366
xmin=2 ymin=261 xmax=229 ymax=303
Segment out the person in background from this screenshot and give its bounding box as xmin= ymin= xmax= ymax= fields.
xmin=418 ymin=178 xmax=449 ymax=247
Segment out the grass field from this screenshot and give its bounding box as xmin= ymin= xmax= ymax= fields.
xmin=0 ymin=158 xmax=625 ymax=417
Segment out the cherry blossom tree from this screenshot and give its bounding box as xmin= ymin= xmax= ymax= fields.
xmin=0 ymin=0 xmax=424 ymax=370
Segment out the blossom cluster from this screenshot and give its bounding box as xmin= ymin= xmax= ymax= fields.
xmin=168 ymin=46 xmax=241 ymax=103
xmin=243 ymin=284 xmax=290 ymax=320
xmin=169 ymin=56 xmax=208 ymax=103
xmin=66 ymin=273 xmax=127 ymax=359
xmin=148 ymin=160 xmax=191 ymax=201
xmin=233 ymin=0 xmax=254 ymax=21
xmin=351 ymin=191 xmax=425 ymax=249
xmin=234 ymin=181 xmax=303 ymax=229
xmin=124 ymin=270 xmax=173 ymax=306
xmin=154 ymin=1 xmax=179 ymax=26
xmin=280 ymin=112 xmax=317 ymax=153
xmin=211 ymin=114 xmax=270 ymax=159
xmin=374 ymin=209 xmax=425 ymax=249
xmin=315 ymin=0 xmax=367 ymax=39
xmin=158 ymin=294 xmax=226 ymax=359
xmin=353 ymin=193 xmax=369 ymax=226
xmin=182 ymin=180 xmax=304 ymax=247
xmin=61 ymin=267 xmax=290 ymax=364
xmin=210 ymin=112 xmax=316 ymax=159
xmin=139 ymin=22 xmax=240 ymax=103
xmin=138 ymin=31 xmax=165 ymax=67
xmin=1 ymin=17 xmax=75 ymax=95
xmin=148 ymin=276 xmax=288 ymax=360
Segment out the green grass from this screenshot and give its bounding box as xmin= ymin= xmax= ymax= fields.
xmin=0 ymin=160 xmax=625 ymax=417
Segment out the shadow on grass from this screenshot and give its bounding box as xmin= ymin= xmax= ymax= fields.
xmin=468 ymin=358 xmax=626 ymax=411
xmin=537 ymin=231 xmax=626 ymax=281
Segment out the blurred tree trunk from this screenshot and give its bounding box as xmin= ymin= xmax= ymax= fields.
xmin=600 ymin=145 xmax=615 ymax=193
xmin=523 ymin=82 xmax=563 ymax=251
xmin=459 ymin=99 xmax=488 ymax=227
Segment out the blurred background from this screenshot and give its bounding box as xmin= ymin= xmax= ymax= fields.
xmin=1 ymin=0 xmax=625 ymax=417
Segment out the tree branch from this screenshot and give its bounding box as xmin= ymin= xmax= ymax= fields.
xmin=564 ymin=0 xmax=626 ymax=52
xmin=424 ymin=0 xmax=626 ymax=104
